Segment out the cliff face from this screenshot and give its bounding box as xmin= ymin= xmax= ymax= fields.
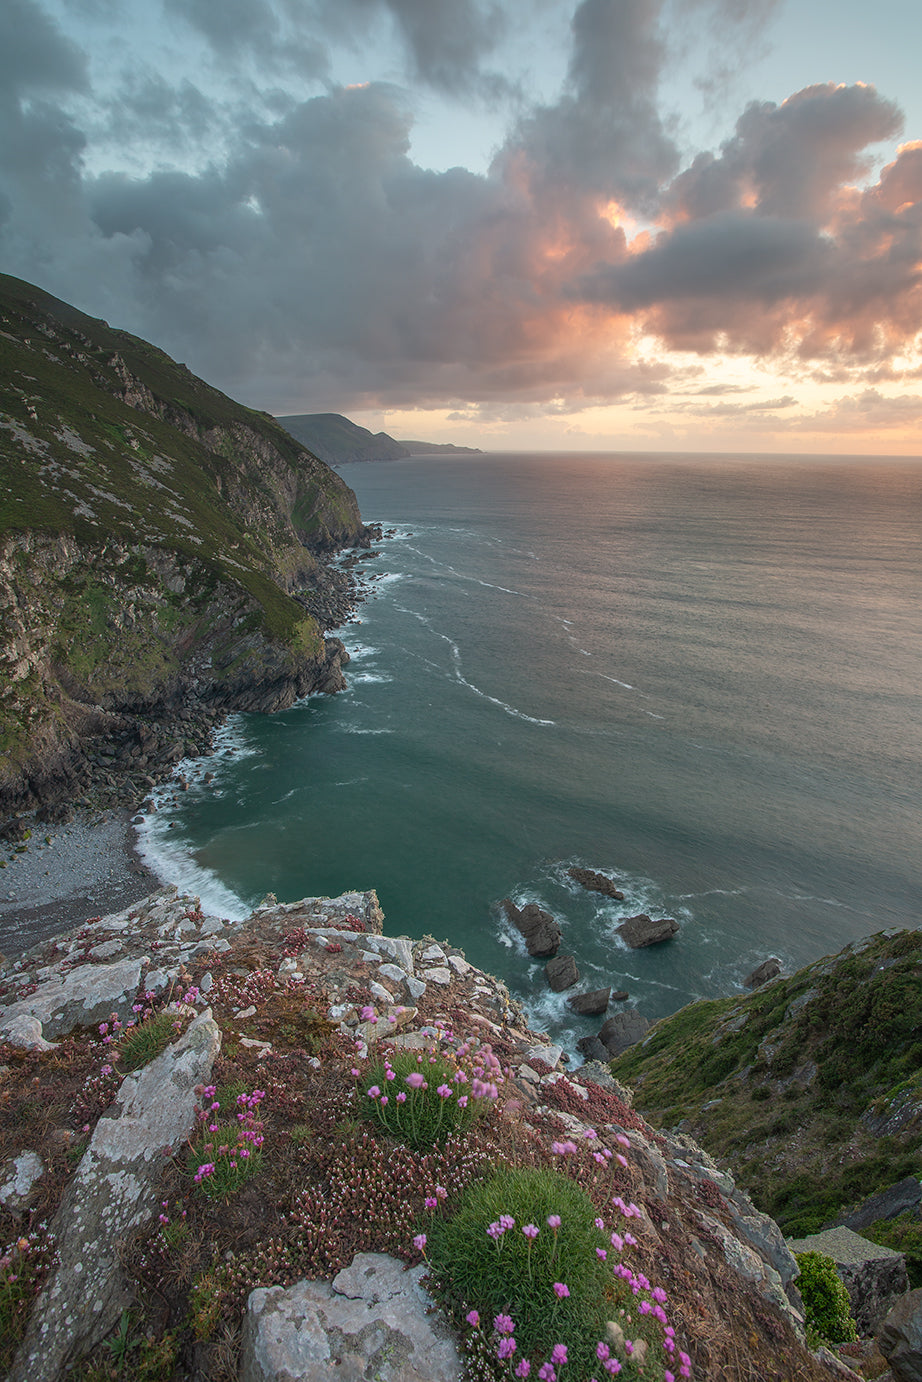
xmin=610 ymin=929 xmax=922 ymax=1238
xmin=0 ymin=274 xmax=372 ymax=813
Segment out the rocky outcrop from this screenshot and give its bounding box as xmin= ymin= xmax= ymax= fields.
xmin=833 ymin=1178 xmax=922 ymax=1231
xmin=0 ymin=886 xmax=869 ymax=1381
xmin=600 ymin=1007 xmax=650 ymax=1055
xmin=567 ymin=866 xmax=624 ymax=900
xmin=240 ymin=1254 xmax=462 ymax=1382
xmin=0 ymin=275 xmax=373 ymax=814
xmin=503 ymin=897 xmax=561 ymax=957
xmin=617 ymin=914 xmax=680 ymax=947
xmin=8 ymin=1010 xmax=220 ymax=1382
xmin=878 ymin=1288 xmax=922 ymax=1381
xmin=567 ymin=986 xmax=611 ymax=1015
xmin=744 ymin=958 xmax=782 ymax=988
xmin=789 ymin=1227 xmax=910 ymax=1334
xmin=545 ymin=952 xmax=580 ymax=991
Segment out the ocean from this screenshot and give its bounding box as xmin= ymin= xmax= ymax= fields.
xmin=137 ymin=452 xmax=922 ymax=1053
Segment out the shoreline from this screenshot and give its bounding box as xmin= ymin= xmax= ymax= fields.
xmin=0 ymin=808 xmax=162 ymax=960
xmin=0 ymin=542 xmax=386 ymax=962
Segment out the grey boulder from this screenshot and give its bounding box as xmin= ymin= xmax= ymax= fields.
xmin=545 ymin=953 xmax=580 ymax=992
xmin=503 ymin=899 xmax=561 ymax=958
xmin=743 ymin=959 xmax=782 ymax=989
xmin=878 ymin=1287 xmax=922 ymax=1382
xmin=599 ymin=1008 xmax=650 ymax=1055
xmin=616 ymin=915 xmax=680 ymax=948
xmin=240 ymin=1252 xmax=461 ymax=1382
xmin=568 ymin=987 xmax=611 ymax=1016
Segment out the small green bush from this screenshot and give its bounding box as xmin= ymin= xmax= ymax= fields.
xmin=356 ymin=1039 xmax=500 ymax=1151
xmin=794 ymin=1251 xmax=857 ymax=1345
xmin=114 ymin=1010 xmax=182 ymax=1073
xmin=426 ymin=1166 xmax=674 ymax=1378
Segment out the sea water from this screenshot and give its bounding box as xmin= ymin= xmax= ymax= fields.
xmin=137 ymin=452 xmax=922 ymax=1051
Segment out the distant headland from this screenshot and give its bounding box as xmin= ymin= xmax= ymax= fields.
xmin=277 ymin=411 xmax=482 ymax=465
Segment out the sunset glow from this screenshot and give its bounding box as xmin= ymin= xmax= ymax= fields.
xmin=2 ymin=0 xmax=920 ymax=453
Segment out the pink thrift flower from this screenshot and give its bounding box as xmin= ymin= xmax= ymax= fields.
xmin=494 ymin=1313 xmax=515 ymax=1335
xmin=538 ymin=1365 xmax=556 ymax=1382
xmin=552 ymin=1345 xmax=568 ymax=1365
xmin=547 ymin=1214 xmax=561 ymax=1229
xmin=466 ymin=1310 xmax=480 ymax=1328
xmin=499 ymin=1215 xmax=515 ymax=1231
xmin=522 ymin=1224 xmax=539 ymax=1239
xmin=405 ymin=1072 xmax=425 ymax=1088
xmin=425 ymin=1197 xmax=438 ymax=1209
xmin=596 ymin=1343 xmax=610 ymax=1361
xmin=552 ymin=1282 xmax=569 ymax=1299
xmin=413 ymin=1233 xmax=427 ymax=1251
xmin=367 ymin=1085 xmax=381 ymax=1099
xmin=497 ymin=1338 xmax=517 ymax=1360
xmin=396 ymin=1091 xmax=407 ymax=1102
xmin=515 ymin=1362 xmax=531 ymax=1379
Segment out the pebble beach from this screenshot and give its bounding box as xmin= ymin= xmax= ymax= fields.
xmin=0 ymin=812 xmax=160 ymax=961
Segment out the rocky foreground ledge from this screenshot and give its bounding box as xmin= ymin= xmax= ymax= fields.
xmin=0 ymin=889 xmax=880 ymax=1381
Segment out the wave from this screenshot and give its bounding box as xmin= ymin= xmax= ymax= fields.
xmin=439 ymin=632 xmax=555 ymax=726
xmin=134 ymin=816 xmax=250 ymax=922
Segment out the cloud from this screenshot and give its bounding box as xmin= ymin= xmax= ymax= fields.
xmin=0 ymin=0 xmax=920 ymax=428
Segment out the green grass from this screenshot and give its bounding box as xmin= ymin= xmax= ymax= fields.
xmin=427 ymin=1166 xmax=671 ymax=1379
xmin=610 ymin=930 xmax=922 ymax=1233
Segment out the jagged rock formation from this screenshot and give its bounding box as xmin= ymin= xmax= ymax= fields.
xmin=0 ymin=887 xmax=860 ymax=1381
xmin=0 ymin=274 xmax=374 ymax=814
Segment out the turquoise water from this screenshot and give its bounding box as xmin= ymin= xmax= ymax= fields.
xmin=138 ymin=452 xmax=922 ymax=1051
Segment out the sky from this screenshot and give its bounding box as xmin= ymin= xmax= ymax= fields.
xmin=2 ymin=0 xmax=922 ymax=453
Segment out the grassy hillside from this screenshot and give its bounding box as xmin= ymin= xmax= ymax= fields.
xmin=0 ymin=274 xmax=369 ymax=808
xmin=610 ymin=929 xmax=922 ymax=1235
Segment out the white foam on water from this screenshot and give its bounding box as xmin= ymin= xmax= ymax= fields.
xmin=333 ymin=724 xmax=395 ymax=735
xmin=437 ymin=630 xmax=556 ymax=727
xmin=134 ymin=825 xmax=250 ymax=922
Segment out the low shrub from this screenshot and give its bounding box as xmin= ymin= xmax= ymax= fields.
xmin=355 ymin=1024 xmax=502 ymax=1151
xmin=186 ymin=1084 xmax=265 ymax=1199
xmin=424 ymin=1165 xmax=687 ymax=1379
xmin=794 ymin=1251 xmax=857 ymax=1346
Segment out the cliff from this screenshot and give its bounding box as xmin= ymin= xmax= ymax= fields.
xmin=0 ymin=275 xmax=374 ymax=815
xmin=610 ymin=929 xmax=922 ymax=1239
xmin=0 ymin=887 xmax=855 ymax=1382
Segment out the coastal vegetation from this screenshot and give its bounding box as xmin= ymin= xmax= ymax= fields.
xmin=0 ymin=273 xmax=372 ymax=814
xmin=610 ymin=929 xmax=922 ymax=1237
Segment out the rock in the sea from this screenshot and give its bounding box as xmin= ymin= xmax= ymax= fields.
xmin=576 ymin=1035 xmax=611 ymax=1063
xmin=599 ymin=1008 xmax=650 ymax=1055
xmin=611 ymin=989 xmax=629 ymax=1001
xmin=240 ymin=1253 xmax=461 ymax=1382
xmin=545 ymin=953 xmax=580 ymax=991
xmin=502 ymin=898 xmax=561 ymax=958
xmin=744 ymin=958 xmax=782 ymax=989
xmin=616 ymin=914 xmax=679 ymax=948
xmin=878 ymin=1287 xmax=922 ymax=1382
xmin=567 ymin=867 xmax=624 ymax=900
xmin=567 ymin=987 xmax=611 ymax=1016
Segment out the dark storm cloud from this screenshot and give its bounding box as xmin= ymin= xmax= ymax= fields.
xmin=0 ymin=0 xmax=88 ymax=95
